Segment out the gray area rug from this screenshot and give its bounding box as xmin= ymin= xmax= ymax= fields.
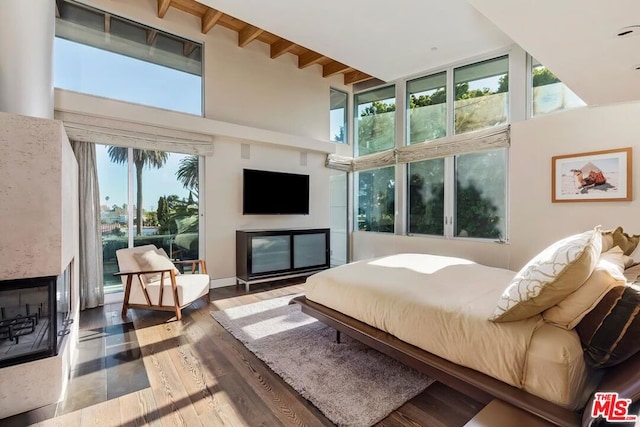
xmin=211 ymin=295 xmax=434 ymax=426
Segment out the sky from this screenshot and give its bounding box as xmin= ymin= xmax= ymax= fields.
xmin=95 ymin=145 xmax=192 ymax=211
xmin=54 ymin=37 xmax=200 ymax=211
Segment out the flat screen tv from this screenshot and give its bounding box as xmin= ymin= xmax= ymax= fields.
xmin=243 ymin=169 xmax=310 ymax=215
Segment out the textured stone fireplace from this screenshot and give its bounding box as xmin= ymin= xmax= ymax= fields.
xmin=0 ymin=112 xmax=80 ymax=418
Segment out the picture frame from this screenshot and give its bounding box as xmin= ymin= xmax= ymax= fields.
xmin=552 ymin=147 xmax=632 ymax=203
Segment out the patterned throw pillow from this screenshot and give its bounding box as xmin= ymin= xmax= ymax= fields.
xmin=490 ymin=228 xmax=602 ymax=322
xmin=576 ymin=284 xmax=640 ymax=368
xmin=542 ymin=247 xmax=626 ymax=329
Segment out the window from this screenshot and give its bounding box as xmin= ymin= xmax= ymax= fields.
xmin=356 ymin=166 xmax=395 ymax=233
xmin=531 ymin=58 xmax=586 ymax=116
xmin=54 ymin=0 xmax=202 ymax=115
xmin=354 ymin=86 xmax=396 ymax=156
xmin=454 ymin=56 xmax=508 ymax=134
xmin=407 ymin=72 xmax=447 ymax=144
xmin=455 ymin=149 xmax=506 ymax=239
xmin=98 ymin=145 xmax=200 ymax=293
xmin=408 ymin=158 xmax=445 ymax=235
xmin=330 ymin=88 xmax=348 ymax=143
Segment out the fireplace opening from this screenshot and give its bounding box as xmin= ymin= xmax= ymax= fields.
xmin=0 ymin=263 xmax=73 ymax=368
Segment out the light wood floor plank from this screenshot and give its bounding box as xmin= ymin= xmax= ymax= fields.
xmin=118 ymin=388 xmax=162 ymax=427
xmin=132 ymin=316 xmax=203 ymax=427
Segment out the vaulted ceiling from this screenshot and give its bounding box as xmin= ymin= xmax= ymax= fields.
xmin=61 ymin=0 xmax=640 ymax=103
xmin=154 ymin=0 xmax=376 ymax=85
xmin=163 ymin=0 xmax=640 ymax=106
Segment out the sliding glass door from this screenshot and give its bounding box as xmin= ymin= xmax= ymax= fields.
xmin=97 ymin=145 xmax=201 ymax=293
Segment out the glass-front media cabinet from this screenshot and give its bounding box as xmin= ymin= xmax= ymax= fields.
xmin=236 ymin=228 xmax=330 ymax=291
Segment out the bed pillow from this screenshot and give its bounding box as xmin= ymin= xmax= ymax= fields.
xmin=542 ymin=247 xmax=626 ymax=329
xmin=490 ymin=228 xmax=601 ymax=322
xmin=601 ymin=228 xmax=615 ymax=253
xmin=611 ymin=226 xmax=640 ymax=256
xmin=629 ymin=242 xmax=640 ymax=266
xmin=576 ymin=284 xmax=640 ymax=368
xmin=133 ymin=248 xmax=180 ymax=283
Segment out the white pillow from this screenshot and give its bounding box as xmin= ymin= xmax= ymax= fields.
xmin=133 ymin=248 xmax=180 ymax=283
xmin=542 ymin=246 xmax=626 ymax=329
xmin=490 ymin=228 xmax=602 ymax=322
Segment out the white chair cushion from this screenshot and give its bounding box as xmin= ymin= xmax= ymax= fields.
xmin=128 ymin=273 xmax=210 ymax=307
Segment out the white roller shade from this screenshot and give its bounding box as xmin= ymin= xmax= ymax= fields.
xmin=352 ymin=149 xmax=397 ymax=172
xmin=326 ymin=153 xmax=353 ymax=171
xmin=396 ymin=125 xmax=509 ymax=163
xmin=325 ymin=125 xmax=509 ymax=171
xmin=55 ymin=111 xmax=214 ymax=156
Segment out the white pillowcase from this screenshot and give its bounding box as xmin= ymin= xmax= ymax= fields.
xmin=490 ymin=228 xmax=602 ymax=322
xmin=542 ymin=246 xmax=627 ymax=329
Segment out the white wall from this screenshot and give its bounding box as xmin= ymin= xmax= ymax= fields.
xmin=509 ymin=102 xmax=640 ymax=269
xmin=56 ymin=0 xmax=351 ymax=283
xmin=206 ymin=140 xmax=330 ymax=282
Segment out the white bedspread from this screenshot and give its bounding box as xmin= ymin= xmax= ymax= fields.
xmin=305 ymin=253 xmax=593 ymax=409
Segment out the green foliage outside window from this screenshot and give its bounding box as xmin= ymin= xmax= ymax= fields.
xmin=357 ymin=166 xmax=395 ymax=233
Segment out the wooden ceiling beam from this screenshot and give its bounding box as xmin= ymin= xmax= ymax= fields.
xmin=238 ymin=24 xmax=264 ymax=47
xmin=270 ymin=39 xmax=296 ymax=59
xmin=146 ymin=29 xmax=158 ymax=45
xmin=201 ymin=7 xmax=223 ymax=34
xmin=158 ymin=0 xmax=171 ymax=18
xmin=298 ymin=51 xmax=324 ymax=69
xmin=323 ymin=61 xmax=351 ymax=78
xmin=104 ymin=13 xmax=111 ymax=33
xmin=183 ymin=41 xmax=197 ymax=57
xmin=344 ymin=70 xmax=374 ymax=85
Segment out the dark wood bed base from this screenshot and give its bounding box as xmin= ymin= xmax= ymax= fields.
xmin=290 ymin=296 xmax=640 ymax=427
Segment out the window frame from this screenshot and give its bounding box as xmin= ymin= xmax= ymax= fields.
xmin=54 ymin=0 xmax=204 ymax=116
xmin=527 ymin=55 xmax=586 ymax=119
xmin=330 ymin=88 xmax=349 ymax=144
xmin=352 ymin=53 xmax=511 ymax=241
xmin=353 ymin=85 xmax=397 ymax=157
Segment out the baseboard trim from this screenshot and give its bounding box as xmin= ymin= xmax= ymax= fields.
xmin=210 ymin=277 xmax=237 ymax=289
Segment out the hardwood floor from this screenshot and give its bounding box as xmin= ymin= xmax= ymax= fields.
xmin=7 ymin=280 xmax=485 ymax=426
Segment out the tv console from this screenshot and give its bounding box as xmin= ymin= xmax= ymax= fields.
xmin=236 ymin=228 xmax=330 ymax=292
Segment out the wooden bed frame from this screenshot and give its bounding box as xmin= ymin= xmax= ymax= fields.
xmin=290 ymin=296 xmax=640 ymax=427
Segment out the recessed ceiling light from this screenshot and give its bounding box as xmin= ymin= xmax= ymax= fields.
xmin=616 ymin=25 xmax=640 ymax=37
xmin=634 ymin=64 xmax=640 ymax=71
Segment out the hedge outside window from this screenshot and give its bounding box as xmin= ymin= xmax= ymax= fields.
xmin=407 ymin=72 xmax=447 ymax=145
xmin=531 ymin=58 xmax=585 ymax=116
xmin=356 ymin=166 xmax=395 ymax=233
xmin=408 ymin=158 xmax=445 ymax=235
xmin=355 ymin=86 xmax=396 ymax=156
xmin=454 ymin=56 xmax=508 ymax=134
xmin=455 ymin=149 xmax=507 ymax=239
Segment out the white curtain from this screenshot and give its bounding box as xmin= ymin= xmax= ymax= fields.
xmin=71 ymin=141 xmax=104 ymax=310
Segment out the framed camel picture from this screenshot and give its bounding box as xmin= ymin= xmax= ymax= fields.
xmin=552 ymin=147 xmax=632 ymax=202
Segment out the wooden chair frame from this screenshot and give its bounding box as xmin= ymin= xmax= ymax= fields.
xmin=115 ymin=259 xmax=209 ymax=320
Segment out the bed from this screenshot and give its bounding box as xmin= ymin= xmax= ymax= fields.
xmin=292 ymin=228 xmax=640 ymax=426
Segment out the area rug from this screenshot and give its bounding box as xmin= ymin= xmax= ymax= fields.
xmin=211 ymin=295 xmax=434 ymax=426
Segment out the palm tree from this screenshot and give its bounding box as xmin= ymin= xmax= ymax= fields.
xmin=107 ymin=147 xmax=168 ymax=236
xmin=176 ymin=155 xmax=199 ymax=198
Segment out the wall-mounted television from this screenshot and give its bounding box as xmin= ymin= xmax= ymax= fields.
xmin=243 ymin=168 xmax=310 ymax=215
